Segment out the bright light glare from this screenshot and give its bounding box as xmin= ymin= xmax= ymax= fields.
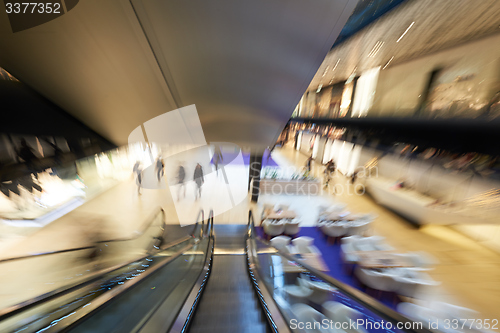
xmin=397 ymin=22 xmax=415 ymax=42
xmin=383 ymin=56 xmax=395 ymax=69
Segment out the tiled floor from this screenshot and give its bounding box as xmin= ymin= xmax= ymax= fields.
xmin=270 ymin=144 xmax=500 ymax=322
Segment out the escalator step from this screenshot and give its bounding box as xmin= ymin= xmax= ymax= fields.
xmin=189 ymin=323 xmax=268 ymax=333
xmin=188 ymin=254 xmax=270 ymax=333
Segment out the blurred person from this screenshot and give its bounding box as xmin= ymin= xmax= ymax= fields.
xmin=17 ymin=139 xmax=38 ymax=172
xmin=305 ymin=156 xmax=313 ymax=174
xmin=351 ymin=170 xmax=359 ymax=184
xmin=324 ymin=159 xmax=335 ymax=186
xmin=193 ymin=163 xmax=204 ymax=200
xmin=177 ymin=162 xmax=186 ymax=201
xmin=80 ymin=216 xmax=110 ymax=271
xmin=133 ymin=161 xmax=143 ymax=195
xmin=155 ymin=156 xmax=164 ymax=182
xmin=213 ymin=146 xmax=223 ymax=176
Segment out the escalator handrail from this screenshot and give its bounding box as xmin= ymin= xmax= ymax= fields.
xmin=205 ymin=209 xmax=214 ymax=238
xmin=42 ymin=209 xmax=213 ymax=333
xmin=191 ymin=209 xmax=205 ymax=238
xmin=247 ymin=210 xmax=432 ymax=333
xmin=0 ymin=233 xmax=174 ymax=322
xmin=170 ymin=209 xmax=215 ymax=333
xmin=38 ymin=239 xmax=197 ymax=333
xmin=0 ymin=207 xmax=167 ymax=264
xmin=246 ymin=211 xmax=291 ymax=333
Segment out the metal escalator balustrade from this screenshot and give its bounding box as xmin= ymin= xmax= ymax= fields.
xmin=0 ymin=207 xmax=172 ymax=324
xmin=0 ymin=209 xmax=211 ymax=333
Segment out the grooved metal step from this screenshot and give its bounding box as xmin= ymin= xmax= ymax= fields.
xmin=188 ymin=247 xmax=269 ymax=333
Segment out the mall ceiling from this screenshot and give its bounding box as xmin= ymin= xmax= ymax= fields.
xmin=0 ymin=0 xmax=358 ymax=151
xmin=308 ymin=0 xmax=500 ymax=91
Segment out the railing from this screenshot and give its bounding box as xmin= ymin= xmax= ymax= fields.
xmin=191 ymin=209 xmax=205 ymax=239
xmin=1 ymin=209 xmax=213 ymax=333
xmin=0 ymin=207 xmax=167 ymax=321
xmin=247 ymin=210 xmax=291 ymax=333
xmin=0 ymin=207 xmax=168 ymax=264
xmin=246 ymin=209 xmax=432 ymax=333
xmin=171 ymin=209 xmax=215 ymax=333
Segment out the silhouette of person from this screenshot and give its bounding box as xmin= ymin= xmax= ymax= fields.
xmin=213 ymin=146 xmax=223 ymax=176
xmin=193 ymin=163 xmax=204 ymax=200
xmin=17 ymin=139 xmax=37 ymax=172
xmin=177 ymin=162 xmax=186 ymax=201
xmin=133 ymin=161 xmax=143 ymax=195
xmin=155 ymin=157 xmax=164 ymax=182
xmin=324 ymin=159 xmax=335 ymax=186
xmin=305 ymin=156 xmax=313 ymax=173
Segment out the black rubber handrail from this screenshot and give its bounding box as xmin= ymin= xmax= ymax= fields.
xmin=0 ymin=207 xmax=167 ymax=264
xmin=247 ymin=209 xmax=432 ymax=333
xmin=191 ymin=209 xmax=205 ymax=238
xmin=246 ymin=211 xmax=289 ymax=333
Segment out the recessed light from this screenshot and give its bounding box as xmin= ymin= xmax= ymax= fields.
xmin=382 ymin=56 xmax=394 ymax=69
xmin=368 ymin=41 xmax=384 ymax=57
xmin=332 ymin=59 xmax=340 ymax=71
xmin=397 ymin=22 xmax=415 ymax=42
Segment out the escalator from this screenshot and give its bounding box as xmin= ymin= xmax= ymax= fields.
xmin=189 ymin=225 xmax=269 ymax=333
xmin=0 ymin=209 xmax=432 ymax=333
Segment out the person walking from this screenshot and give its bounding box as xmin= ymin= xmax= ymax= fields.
xmin=324 ymin=159 xmax=336 ymax=186
xmin=133 ymin=161 xmax=143 ymax=195
xmin=177 ymin=162 xmax=186 ymax=201
xmin=155 ymin=156 xmax=164 ymax=182
xmin=213 ymin=146 xmax=223 ymax=176
xmin=193 ymin=163 xmax=204 ymax=200
xmin=305 ymin=156 xmax=313 ymax=175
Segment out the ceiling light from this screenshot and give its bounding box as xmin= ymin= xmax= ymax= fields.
xmin=382 ymin=56 xmax=394 ymax=69
xmin=368 ymin=41 xmax=384 ymax=57
xmin=397 ymin=22 xmax=415 ymax=43
xmin=322 ymin=66 xmax=330 ymax=77
xmin=332 ymin=59 xmax=340 ymax=71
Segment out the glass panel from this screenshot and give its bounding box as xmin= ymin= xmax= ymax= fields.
xmin=252 ymin=238 xmax=413 ymax=333
xmin=0 ymin=210 xmax=165 ymax=310
xmin=0 ymin=237 xmax=198 ymax=333
xmin=67 ymin=238 xmax=209 ymax=333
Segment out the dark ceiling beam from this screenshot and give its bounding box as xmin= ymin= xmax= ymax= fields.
xmin=290 ymin=117 xmax=500 ymax=155
xmin=0 ymin=80 xmax=116 ymax=150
